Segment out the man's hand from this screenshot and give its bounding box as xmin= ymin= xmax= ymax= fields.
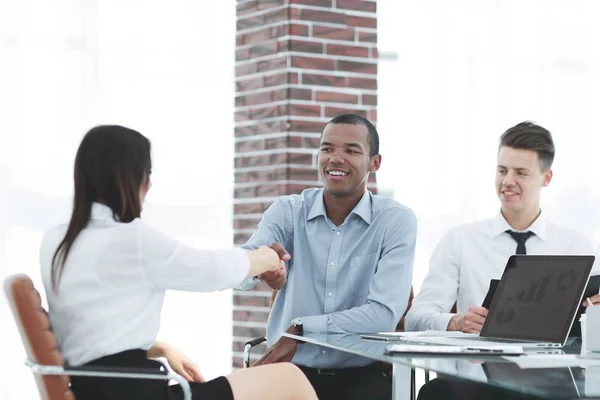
xmin=447 ymin=306 xmax=488 ymax=333
xmin=259 ymin=268 xmax=286 ymax=289
xmin=584 ymin=294 xmax=600 ymax=307
xmin=258 ymin=243 xmax=291 ymax=290
xmin=269 ymin=242 xmax=291 ymax=262
xmin=252 ymin=326 xmax=298 ymax=366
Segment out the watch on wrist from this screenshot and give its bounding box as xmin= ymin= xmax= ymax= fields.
xmin=291 ymin=317 xmax=304 ymax=336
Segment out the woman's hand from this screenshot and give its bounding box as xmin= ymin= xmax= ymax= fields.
xmin=148 ymin=342 xmax=205 ymax=383
xmin=164 ymin=346 xmax=205 ymax=383
xmin=247 ymin=245 xmax=286 ymax=278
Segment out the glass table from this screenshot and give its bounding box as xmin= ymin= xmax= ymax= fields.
xmin=282 ymin=332 xmax=600 ymax=400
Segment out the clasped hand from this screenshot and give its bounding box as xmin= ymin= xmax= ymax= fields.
xmin=259 ymin=243 xmax=291 ymax=290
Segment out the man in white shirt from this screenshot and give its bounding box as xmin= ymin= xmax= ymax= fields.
xmin=406 ymin=121 xmax=597 ymax=334
xmin=406 ymin=121 xmax=598 ymax=400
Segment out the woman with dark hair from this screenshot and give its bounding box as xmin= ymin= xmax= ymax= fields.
xmin=40 ymin=125 xmax=317 ymax=400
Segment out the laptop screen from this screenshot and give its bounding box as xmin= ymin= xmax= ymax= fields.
xmin=481 ymin=255 xmax=595 ymax=343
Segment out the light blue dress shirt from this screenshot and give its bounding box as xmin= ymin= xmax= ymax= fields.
xmin=240 ymin=188 xmax=417 ymax=368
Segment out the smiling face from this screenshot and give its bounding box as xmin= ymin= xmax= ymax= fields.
xmin=496 ymin=146 xmax=553 ymax=217
xmin=317 ymin=123 xmax=381 ymax=199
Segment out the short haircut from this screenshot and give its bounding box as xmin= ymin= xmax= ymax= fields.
xmin=326 ymin=114 xmax=379 ymax=157
xmin=499 ymin=121 xmax=555 ymax=170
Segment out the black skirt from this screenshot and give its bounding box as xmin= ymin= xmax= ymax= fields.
xmin=69 ymin=349 xmax=234 ymax=400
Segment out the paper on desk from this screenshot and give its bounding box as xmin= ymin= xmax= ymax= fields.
xmin=502 ymin=354 xmax=600 ymax=369
xmin=377 ymin=330 xmax=478 ymax=338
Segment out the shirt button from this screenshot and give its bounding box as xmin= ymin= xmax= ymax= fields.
xmin=330 ymin=261 xmax=335 ymax=265
xmin=322 ymin=350 xmax=326 ymax=354
xmin=328 ymin=292 xmax=333 ymax=296
xmin=336 ymin=231 xmax=341 ymax=236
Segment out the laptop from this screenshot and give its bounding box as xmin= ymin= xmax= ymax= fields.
xmin=403 ymin=255 xmax=595 ymax=348
xmin=481 ymin=274 xmax=600 ymax=337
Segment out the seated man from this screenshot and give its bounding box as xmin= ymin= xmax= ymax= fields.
xmin=406 ymin=121 xmax=598 ymax=400
xmin=239 ymin=114 xmax=418 ymax=400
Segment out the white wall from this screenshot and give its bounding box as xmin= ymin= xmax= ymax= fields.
xmin=0 ymin=1 xmax=236 ymax=399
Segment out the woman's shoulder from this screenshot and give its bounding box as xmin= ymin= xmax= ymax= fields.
xmin=41 ymin=223 xmax=69 ymax=252
xmin=41 ymin=218 xmax=148 ymax=254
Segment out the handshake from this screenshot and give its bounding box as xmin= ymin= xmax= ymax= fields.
xmin=247 ymin=243 xmax=290 ymax=290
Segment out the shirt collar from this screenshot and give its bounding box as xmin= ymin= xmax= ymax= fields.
xmin=307 ymin=189 xmax=372 ymax=225
xmin=90 ymin=202 xmax=119 ymax=223
xmin=489 ymin=210 xmax=547 ymax=241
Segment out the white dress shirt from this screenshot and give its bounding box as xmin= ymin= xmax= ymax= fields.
xmin=40 ymin=203 xmax=250 ymax=366
xmin=405 ymin=212 xmax=598 ymax=332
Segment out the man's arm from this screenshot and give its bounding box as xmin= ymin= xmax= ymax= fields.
xmin=253 ymin=208 xmax=417 ymax=366
xmin=404 ymin=228 xmax=462 ymax=332
xmin=578 ymin=235 xmax=600 ymax=306
xmin=301 ymin=208 xmax=417 ymax=334
xmin=237 ymin=198 xmax=291 ymax=290
xmin=574 ymin=233 xmax=600 ymax=275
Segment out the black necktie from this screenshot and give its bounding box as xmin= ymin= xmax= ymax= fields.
xmin=505 ymin=230 xmax=535 ymax=254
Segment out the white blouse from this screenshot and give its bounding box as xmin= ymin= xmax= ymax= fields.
xmin=40 ymin=203 xmax=250 ymax=366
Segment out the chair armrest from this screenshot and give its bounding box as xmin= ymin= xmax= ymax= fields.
xmin=65 ymin=364 xmax=170 ymax=376
xmin=243 ymin=337 xmax=267 ymax=368
xmin=245 ymin=337 xmax=267 ymax=348
xmin=25 ymin=359 xmax=192 ymax=400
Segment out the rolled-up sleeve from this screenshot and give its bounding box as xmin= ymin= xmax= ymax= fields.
xmin=304 ymin=208 xmax=418 ymax=334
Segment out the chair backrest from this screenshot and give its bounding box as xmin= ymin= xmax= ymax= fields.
xmin=4 ymin=274 xmax=75 ymax=400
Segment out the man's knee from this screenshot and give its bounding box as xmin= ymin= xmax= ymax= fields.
xmin=417 ymin=377 xmax=459 ymax=400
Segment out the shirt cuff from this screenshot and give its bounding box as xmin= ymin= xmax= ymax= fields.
xmin=433 ymin=313 xmax=455 ymax=331
xmin=302 ymin=314 xmax=329 ymax=333
xmin=236 ymin=276 xmax=260 ymax=290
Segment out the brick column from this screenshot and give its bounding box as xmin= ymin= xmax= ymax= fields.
xmin=233 ymin=0 xmax=378 ymax=367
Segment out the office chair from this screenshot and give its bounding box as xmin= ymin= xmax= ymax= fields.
xmin=4 ymin=274 xmax=192 ymax=400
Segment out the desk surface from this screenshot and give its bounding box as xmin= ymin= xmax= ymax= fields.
xmin=283 ymin=332 xmax=600 ymax=399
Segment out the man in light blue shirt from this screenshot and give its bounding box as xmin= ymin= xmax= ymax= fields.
xmin=240 ymin=114 xmax=417 ymax=400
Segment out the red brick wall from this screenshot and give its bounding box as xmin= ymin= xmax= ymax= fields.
xmin=233 ymin=0 xmax=378 ymax=367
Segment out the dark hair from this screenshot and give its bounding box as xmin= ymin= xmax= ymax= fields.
xmin=499 ymin=121 xmax=555 ymax=170
xmin=51 ymin=125 xmax=152 ymax=290
xmin=326 ymin=114 xmax=379 ymax=157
